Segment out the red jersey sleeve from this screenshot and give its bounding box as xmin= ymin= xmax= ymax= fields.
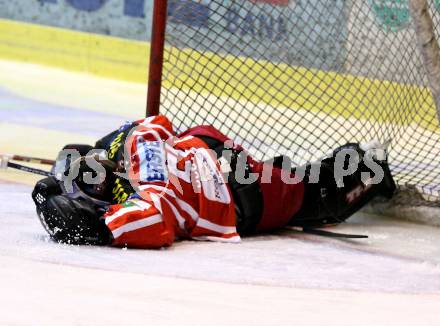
xmin=104 ymin=198 xmax=176 ymax=249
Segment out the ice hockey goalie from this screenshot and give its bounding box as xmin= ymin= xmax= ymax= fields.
xmin=32 ymin=115 xmax=396 ymax=248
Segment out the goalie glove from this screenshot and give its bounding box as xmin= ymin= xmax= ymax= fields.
xmin=32 ymin=177 xmax=112 ymax=245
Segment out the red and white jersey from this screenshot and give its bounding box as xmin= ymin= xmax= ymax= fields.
xmin=104 ymin=115 xmax=239 ymax=248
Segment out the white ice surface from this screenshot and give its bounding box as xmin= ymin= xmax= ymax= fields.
xmin=1 ymin=182 xmax=440 ymax=325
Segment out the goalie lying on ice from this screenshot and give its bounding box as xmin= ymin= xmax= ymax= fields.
xmin=32 ymin=115 xmax=396 ymax=248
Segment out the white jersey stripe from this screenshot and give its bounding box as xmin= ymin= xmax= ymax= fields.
xmin=197 ymin=218 xmax=237 ymax=235
xmin=148 ymin=192 xmax=162 ymax=212
xmin=139 ymin=184 xmax=199 ymax=221
xmin=137 ymin=121 xmax=173 ymax=139
xmin=105 ymin=206 xmax=141 ymax=225
xmin=175 ymin=198 xmax=199 ymax=222
xmin=132 ymin=128 xmax=162 ymax=140
xmin=138 ymin=184 xmax=176 ymax=197
xmin=158 ymin=195 xmax=186 ymax=230
xmin=172 ymin=136 xmax=194 ymax=144
xmin=143 ymin=123 xmax=174 ymax=138
xmin=192 ymin=235 xmax=241 ymax=243
xmin=132 ymin=200 xmax=152 ymax=211
xmin=112 ymin=214 xmax=163 ymax=239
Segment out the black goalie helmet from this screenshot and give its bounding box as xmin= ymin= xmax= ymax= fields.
xmin=60 ymin=155 xmax=118 ymax=205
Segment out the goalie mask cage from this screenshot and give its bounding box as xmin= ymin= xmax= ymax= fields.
xmin=147 ymin=0 xmax=440 ymax=207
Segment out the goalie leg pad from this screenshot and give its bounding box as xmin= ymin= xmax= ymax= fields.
xmin=290 ymin=143 xmax=396 ymax=228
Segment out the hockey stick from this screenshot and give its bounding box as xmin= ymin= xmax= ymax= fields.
xmin=4 ymin=161 xmax=52 ymax=177
xmin=302 ymin=227 xmax=368 ymax=239
xmin=0 ymin=154 xmax=52 ymax=177
xmin=4 ymin=154 xmax=55 ymax=166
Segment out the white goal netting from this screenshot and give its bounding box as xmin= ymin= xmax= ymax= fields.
xmin=157 ymin=0 xmax=440 ymax=206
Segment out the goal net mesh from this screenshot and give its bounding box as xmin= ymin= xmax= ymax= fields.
xmin=158 ymin=0 xmax=440 ymax=206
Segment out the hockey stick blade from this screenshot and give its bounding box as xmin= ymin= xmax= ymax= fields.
xmin=302 ymin=227 xmax=368 ymax=239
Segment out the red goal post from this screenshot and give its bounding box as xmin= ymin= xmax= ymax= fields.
xmin=146 ymin=0 xmax=168 ymax=117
